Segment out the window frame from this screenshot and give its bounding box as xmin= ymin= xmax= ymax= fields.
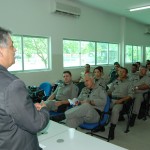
xmin=9 ymin=34 xmax=50 ymax=72
xmin=63 ymin=39 xmax=119 ymax=67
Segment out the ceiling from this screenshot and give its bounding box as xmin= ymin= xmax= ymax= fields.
xmin=74 ymin=0 xmax=150 ymax=25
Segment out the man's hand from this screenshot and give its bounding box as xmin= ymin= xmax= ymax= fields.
xmin=34 ymin=103 xmax=42 ymax=111
xmin=114 ymin=99 xmax=123 ymax=104
xmin=55 ymin=101 xmax=62 ymax=107
xmin=80 ymin=100 xmax=89 ymax=104
xmin=34 ymin=100 xmax=46 ymax=111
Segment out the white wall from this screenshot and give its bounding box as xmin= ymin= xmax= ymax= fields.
xmin=0 ymin=0 xmax=149 ymax=86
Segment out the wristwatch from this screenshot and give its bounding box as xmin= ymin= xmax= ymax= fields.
xmin=135 ymin=86 xmax=139 ymax=90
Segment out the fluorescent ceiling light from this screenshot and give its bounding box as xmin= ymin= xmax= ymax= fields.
xmin=130 ymin=5 xmax=150 ymax=12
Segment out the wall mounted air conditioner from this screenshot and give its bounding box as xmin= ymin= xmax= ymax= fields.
xmin=144 ymin=27 xmax=150 ymax=34
xmin=51 ymin=1 xmax=81 ymax=17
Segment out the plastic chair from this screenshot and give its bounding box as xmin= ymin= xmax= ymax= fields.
xmin=138 ymin=91 xmax=150 ymax=120
xmin=39 ymin=82 xmax=52 ymax=100
xmin=76 ymin=82 xmax=85 ymax=96
xmin=79 ymin=96 xmax=111 ymax=142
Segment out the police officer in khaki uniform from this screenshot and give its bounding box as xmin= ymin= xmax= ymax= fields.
xmin=44 ymin=71 xmax=79 ymax=112
xmin=64 ymin=73 xmax=107 ymax=128
xmin=107 ymin=67 xmax=133 ymax=140
xmin=129 ymin=66 xmax=150 ymax=127
xmin=93 ymin=66 xmax=107 ymax=90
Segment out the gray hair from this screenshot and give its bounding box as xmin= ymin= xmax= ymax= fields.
xmin=84 ymin=73 xmax=94 ymax=79
xmin=0 ymin=27 xmax=11 ymax=48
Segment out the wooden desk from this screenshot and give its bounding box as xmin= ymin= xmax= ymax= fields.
xmin=38 ymin=121 xmax=127 ymax=150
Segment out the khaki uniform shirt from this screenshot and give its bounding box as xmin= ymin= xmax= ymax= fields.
xmin=78 ymin=84 xmax=107 ymax=111
xmin=108 ymin=78 xmax=134 ymax=99
xmin=53 ymin=82 xmax=79 ymax=100
xmin=131 ymin=75 xmax=150 ymax=94
xmin=95 ymin=77 xmax=107 ymax=90
xmin=128 ymin=72 xmax=139 ymax=81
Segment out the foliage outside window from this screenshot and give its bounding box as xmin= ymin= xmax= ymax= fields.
xmin=63 ymin=39 xmax=119 ymax=67
xmin=145 ymin=47 xmax=150 ymax=60
xmin=9 ymin=35 xmax=49 ymax=72
xmin=125 ymin=45 xmax=143 ymax=63
xmin=97 ymin=43 xmax=118 ymax=65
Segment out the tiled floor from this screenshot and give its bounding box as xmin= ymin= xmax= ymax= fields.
xmin=78 ymin=116 xmax=150 ymax=150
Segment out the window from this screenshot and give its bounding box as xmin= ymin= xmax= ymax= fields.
xmin=145 ymin=46 xmax=150 ymax=61
xmin=125 ymin=45 xmax=143 ymax=63
xmin=9 ymin=35 xmax=49 ymax=72
xmin=63 ymin=39 xmax=119 ymax=67
xmin=97 ymin=43 xmax=118 ymax=65
xmin=80 ymin=41 xmax=95 ymax=66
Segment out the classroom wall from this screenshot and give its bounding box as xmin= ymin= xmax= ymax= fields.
xmin=0 ymin=0 xmax=149 ymax=86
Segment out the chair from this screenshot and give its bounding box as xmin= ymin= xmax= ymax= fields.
xmin=79 ymin=96 xmax=111 ymax=142
xmin=119 ymin=98 xmax=135 ymax=133
xmin=138 ymin=91 xmax=150 ymax=120
xmin=76 ymin=82 xmax=85 ymax=96
xmin=39 ymin=82 xmax=52 ymax=100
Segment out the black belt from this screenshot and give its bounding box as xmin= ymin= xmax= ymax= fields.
xmin=95 ymin=108 xmax=102 ymax=117
xmin=111 ymin=96 xmax=123 ymax=100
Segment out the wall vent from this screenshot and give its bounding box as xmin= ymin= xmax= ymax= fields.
xmin=51 ymin=1 xmax=81 ymax=17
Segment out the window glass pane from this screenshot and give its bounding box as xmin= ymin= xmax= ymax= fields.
xmin=80 ymin=41 xmax=95 ymax=66
xmin=63 ymin=40 xmax=80 ymax=67
xmin=63 ymin=40 xmax=119 ymax=67
xmin=137 ymin=46 xmax=142 ymax=62
xmin=23 ymin=37 xmax=48 ymax=70
xmin=133 ymin=46 xmax=142 ymax=62
xmin=97 ymin=43 xmax=108 ymax=64
xmin=125 ymin=45 xmax=132 ymax=63
xmin=145 ymin=47 xmax=150 ymax=60
xmin=9 ymin=36 xmax=22 ymax=71
xmin=133 ymin=46 xmax=138 ymax=62
xmin=109 ymin=43 xmax=118 ymax=64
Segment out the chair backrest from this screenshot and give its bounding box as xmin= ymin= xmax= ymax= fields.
xmin=79 ymin=95 xmax=111 ymax=130
xmin=39 ymin=82 xmax=52 ymax=97
xmin=76 ymin=82 xmax=85 ymax=96
xmin=99 ymin=96 xmax=111 ymax=126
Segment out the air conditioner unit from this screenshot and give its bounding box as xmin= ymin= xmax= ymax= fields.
xmin=144 ymin=27 xmax=150 ymax=34
xmin=51 ymin=1 xmax=81 ymax=17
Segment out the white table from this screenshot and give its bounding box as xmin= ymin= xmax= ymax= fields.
xmin=38 ymin=121 xmax=69 ymax=142
xmin=38 ymin=121 xmax=127 ymax=150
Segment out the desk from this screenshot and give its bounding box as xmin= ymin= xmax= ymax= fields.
xmin=38 ymin=121 xmax=127 ymax=150
xmin=38 ymin=121 xmax=68 ymax=142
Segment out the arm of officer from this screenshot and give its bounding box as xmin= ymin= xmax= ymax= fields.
xmin=48 ymin=86 xmax=58 ymax=100
xmin=90 ymin=87 xmax=107 ymax=107
xmin=136 ymin=83 xmax=150 ymax=90
xmin=114 ymin=96 xmax=132 ymax=104
xmin=115 ymin=82 xmax=134 ymax=104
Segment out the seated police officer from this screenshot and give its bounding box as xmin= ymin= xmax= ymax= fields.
xmin=108 ymin=62 xmax=120 ymax=84
xmin=93 ymin=66 xmax=107 ymax=91
xmin=43 ymin=71 xmax=79 ymax=113
xmin=129 ymin=66 xmax=150 ymax=127
xmin=107 ymin=67 xmax=133 ymax=140
xmin=51 ymin=74 xmax=107 ymax=128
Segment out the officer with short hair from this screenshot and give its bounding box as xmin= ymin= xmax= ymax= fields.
xmin=64 ymin=73 xmax=107 ymax=128
xmin=129 ymin=66 xmax=150 ymax=127
xmin=44 ymin=71 xmax=79 ymax=112
xmin=107 ymin=67 xmax=133 ymax=140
